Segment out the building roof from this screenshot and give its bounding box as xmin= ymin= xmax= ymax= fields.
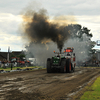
xmin=0 ymin=51 xmax=24 ymax=61
xmin=0 ymin=52 xmax=8 ymax=60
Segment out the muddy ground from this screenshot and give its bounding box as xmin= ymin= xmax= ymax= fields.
xmin=0 ymin=67 xmax=100 ymax=100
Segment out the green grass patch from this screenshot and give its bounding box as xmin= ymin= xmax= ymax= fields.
xmin=80 ymin=76 xmax=100 ymax=100
xmin=80 ymin=67 xmax=100 ymax=69
xmin=0 ymin=66 xmax=43 ymax=71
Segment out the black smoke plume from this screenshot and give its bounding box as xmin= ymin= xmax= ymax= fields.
xmin=22 ymin=9 xmax=71 ymax=52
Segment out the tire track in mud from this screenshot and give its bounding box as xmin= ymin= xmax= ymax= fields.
xmin=0 ymin=68 xmax=99 ymax=100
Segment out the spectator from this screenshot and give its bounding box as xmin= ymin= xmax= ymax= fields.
xmin=0 ymin=60 xmax=1 ymax=67
xmin=1 ymin=60 xmax=5 ymax=68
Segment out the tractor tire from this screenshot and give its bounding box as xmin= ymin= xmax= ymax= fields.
xmin=61 ymin=59 xmax=66 ymax=73
xmin=71 ymin=63 xmax=75 ymax=72
xmin=73 ymin=67 xmax=75 ymax=72
xmin=47 ymin=59 xmax=52 ymax=73
xmin=71 ymin=63 xmax=73 ymax=72
xmin=73 ymin=65 xmax=75 ymax=72
xmin=66 ymin=59 xmax=72 ymax=73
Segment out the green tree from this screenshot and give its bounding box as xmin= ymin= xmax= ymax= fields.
xmin=67 ymin=24 xmax=92 ymax=40
xmin=17 ymin=54 xmax=25 ymax=60
xmin=10 ymin=53 xmax=16 ymax=60
xmin=67 ymin=24 xmax=95 ymax=62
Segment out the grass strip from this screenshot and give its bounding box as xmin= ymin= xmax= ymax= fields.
xmin=80 ymin=67 xmax=100 ymax=68
xmin=80 ymin=76 xmax=100 ymax=100
xmin=0 ymin=66 xmax=43 ymax=71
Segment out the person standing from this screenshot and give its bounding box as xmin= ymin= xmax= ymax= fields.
xmin=2 ymin=60 xmax=4 ymax=68
xmin=0 ymin=60 xmax=1 ymax=67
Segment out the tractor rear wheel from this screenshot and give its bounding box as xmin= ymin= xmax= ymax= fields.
xmin=47 ymin=59 xmax=52 ymax=73
xmin=61 ymin=59 xmax=66 ymax=73
xmin=66 ymin=59 xmax=72 ymax=73
xmin=73 ymin=65 xmax=75 ymax=72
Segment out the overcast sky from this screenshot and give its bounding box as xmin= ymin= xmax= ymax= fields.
xmin=0 ymin=0 xmax=100 ymax=51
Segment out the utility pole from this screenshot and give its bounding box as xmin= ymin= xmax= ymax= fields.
xmin=7 ymin=46 xmax=10 ymax=62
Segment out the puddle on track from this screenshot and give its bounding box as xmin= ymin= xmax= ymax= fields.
xmin=1 ymin=84 xmax=13 ymax=88
xmin=63 ymin=75 xmax=77 ymax=80
xmin=18 ymin=87 xmax=26 ymax=90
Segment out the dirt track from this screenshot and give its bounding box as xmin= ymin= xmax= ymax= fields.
xmin=0 ymin=67 xmax=100 ymax=100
